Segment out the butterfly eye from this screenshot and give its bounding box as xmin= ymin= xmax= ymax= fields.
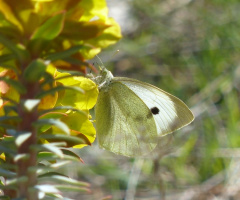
xmin=150 ymin=107 xmax=160 ymax=115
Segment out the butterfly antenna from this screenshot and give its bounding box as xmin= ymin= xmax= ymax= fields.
xmin=112 ymin=49 xmax=120 ymax=57
xmin=96 ymin=55 xmax=105 ymax=70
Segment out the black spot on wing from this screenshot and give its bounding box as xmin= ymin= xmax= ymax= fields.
xmin=151 ymin=107 xmax=160 ymax=115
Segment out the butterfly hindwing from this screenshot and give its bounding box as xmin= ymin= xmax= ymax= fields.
xmin=95 ymin=81 xmax=158 ymax=157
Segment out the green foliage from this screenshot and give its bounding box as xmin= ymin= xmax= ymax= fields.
xmin=0 ymin=0 xmax=121 ymax=199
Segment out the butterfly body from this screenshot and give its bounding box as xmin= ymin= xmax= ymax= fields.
xmin=93 ymin=68 xmax=194 ymax=157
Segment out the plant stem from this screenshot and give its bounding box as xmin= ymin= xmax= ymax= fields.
xmin=17 ymin=81 xmax=40 ymax=199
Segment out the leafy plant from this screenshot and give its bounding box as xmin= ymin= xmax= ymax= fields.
xmin=0 ymin=0 xmax=121 ymax=199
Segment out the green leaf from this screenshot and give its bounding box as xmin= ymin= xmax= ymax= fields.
xmin=0 ymin=54 xmax=15 ymax=64
xmin=0 ymin=77 xmax=26 ymax=94
xmin=39 ymin=106 xmax=87 ymax=118
xmin=32 ymin=12 xmax=65 ymax=40
xmin=48 ymin=161 xmax=71 ymax=169
xmin=3 ymin=105 xmax=18 ymax=115
xmin=0 ymin=184 xmax=16 ymax=190
xmin=0 ymin=33 xmax=29 ymax=63
xmin=0 ymin=137 xmax=17 ymax=155
xmin=15 ymin=132 xmax=32 ymax=147
xmin=79 ymin=0 xmax=108 ymax=21
xmin=37 ymin=152 xmax=59 ymax=162
xmin=61 ymin=149 xmax=84 ymax=162
xmin=21 ymin=99 xmax=41 ymax=112
xmin=6 ymin=176 xmax=28 ymax=186
xmin=38 ymin=172 xmax=67 ymax=178
xmin=46 ymin=45 xmax=83 ymax=62
xmin=0 ymin=168 xmax=16 ymax=178
xmin=0 ymin=163 xmax=17 ymax=171
xmin=38 ymin=175 xmax=89 ymax=187
xmin=41 ymin=134 xmax=90 ymax=146
xmin=0 ymin=24 xmax=22 ymax=38
xmin=0 ymin=63 xmax=18 ymax=76
xmin=35 ymin=184 xmax=60 ymax=194
xmin=57 ymin=112 xmax=95 ymax=147
xmin=37 ymin=152 xmax=79 ymax=162
xmin=42 ymin=194 xmax=65 ymax=199
xmin=62 ymin=20 xmax=110 ymax=40
xmin=60 ymin=58 xmax=88 ymax=69
xmin=55 ymin=185 xmax=90 ymax=193
xmin=0 ymin=123 xmax=15 ymax=129
xmin=0 ymin=195 xmax=10 ymax=199
xmin=0 ymin=144 xmax=16 ymax=155
xmin=1 ymin=97 xmax=18 ymax=105
xmin=6 ymin=129 xmax=18 ymax=136
xmin=0 ymin=116 xmax=21 ymax=122
xmin=87 ymin=18 xmax=122 ymax=48
xmin=36 ymin=161 xmax=71 ymax=176
xmin=23 ymin=59 xmax=47 ymax=82
xmin=14 ymin=154 xmax=30 ymax=162
xmin=35 ymin=144 xmax=64 ymax=158
xmin=55 ymin=75 xmax=98 ymax=110
xmin=6 ymin=130 xmax=30 ymax=137
xmin=36 ymin=85 xmax=84 ymax=99
xmin=34 ymin=119 xmax=70 ymax=135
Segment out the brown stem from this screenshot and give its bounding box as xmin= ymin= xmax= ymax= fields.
xmin=17 ymin=129 xmax=38 ymax=199
xmin=16 ymin=81 xmax=40 ymax=199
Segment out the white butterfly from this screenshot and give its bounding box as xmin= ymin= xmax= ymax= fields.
xmin=93 ymin=67 xmax=194 ymax=157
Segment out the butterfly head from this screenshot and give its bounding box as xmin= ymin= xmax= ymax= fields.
xmin=92 ymin=67 xmax=114 ymax=91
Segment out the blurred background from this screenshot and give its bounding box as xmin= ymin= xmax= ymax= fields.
xmin=68 ymin=0 xmax=240 ymax=199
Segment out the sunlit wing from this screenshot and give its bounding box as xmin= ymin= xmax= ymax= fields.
xmin=114 ymin=77 xmax=194 ymax=136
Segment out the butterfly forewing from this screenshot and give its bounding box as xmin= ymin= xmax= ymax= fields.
xmin=95 ymin=81 xmax=158 ymax=157
xmin=113 ymin=77 xmax=194 ymax=136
